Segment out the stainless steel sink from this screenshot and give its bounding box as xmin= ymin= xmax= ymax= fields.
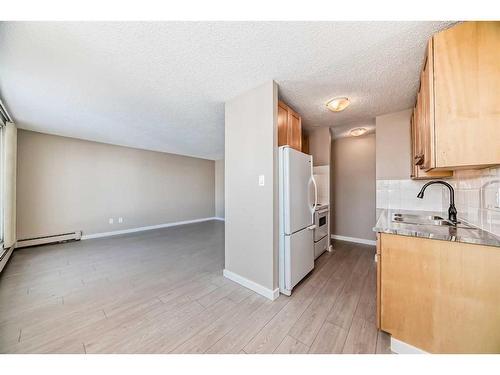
xmin=391 ymin=213 xmax=476 ymax=229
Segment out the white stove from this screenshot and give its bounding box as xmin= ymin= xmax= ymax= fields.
xmin=313 ymin=203 xmax=329 ymax=259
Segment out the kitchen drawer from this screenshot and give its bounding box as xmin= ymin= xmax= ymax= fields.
xmin=314 ymin=235 xmax=328 ymax=260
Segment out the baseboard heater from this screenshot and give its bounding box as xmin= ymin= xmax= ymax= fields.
xmin=16 ymin=231 xmax=82 ymax=249
xmin=0 ymin=246 xmax=15 ymax=273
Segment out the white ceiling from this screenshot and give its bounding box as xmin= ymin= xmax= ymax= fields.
xmin=0 ymin=21 xmax=454 ymax=160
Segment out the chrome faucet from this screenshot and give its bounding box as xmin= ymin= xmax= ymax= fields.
xmin=417 ymin=180 xmax=458 ymax=224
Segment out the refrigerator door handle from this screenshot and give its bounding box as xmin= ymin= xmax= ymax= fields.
xmin=307 ymin=225 xmax=317 ymax=230
xmin=311 ymin=174 xmax=318 ymax=214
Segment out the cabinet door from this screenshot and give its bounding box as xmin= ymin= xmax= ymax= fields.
xmin=288 ymin=110 xmax=302 ymax=152
xmin=434 ymin=21 xmax=500 ymax=168
xmin=380 ymin=233 xmax=500 ymax=353
xmin=410 ymin=109 xmax=419 ymax=178
xmin=301 ymin=132 xmax=309 ymax=154
xmin=411 ymin=107 xmax=453 ymax=180
xmin=376 ymin=233 xmax=381 ymax=330
xmin=414 ymin=91 xmax=424 ymax=168
xmin=420 ymin=43 xmax=434 ymax=171
xmin=278 ymin=102 xmax=289 ymax=147
xmin=278 ymin=101 xmax=302 ymax=152
xmin=380 ymin=234 xmax=439 ymax=351
xmin=410 ymin=43 xmax=453 ymax=180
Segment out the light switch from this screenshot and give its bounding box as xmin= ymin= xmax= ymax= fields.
xmin=258 ymin=175 xmax=265 ymax=186
xmin=109 ymin=218 xmax=114 ymax=224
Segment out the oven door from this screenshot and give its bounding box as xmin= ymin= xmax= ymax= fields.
xmin=314 ymin=209 xmax=328 ymax=242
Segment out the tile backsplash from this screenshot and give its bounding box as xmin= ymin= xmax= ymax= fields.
xmin=377 ymin=166 xmax=500 ymax=237
xmin=376 ymin=179 xmax=445 ymax=211
xmin=446 ymin=167 xmax=500 ymax=237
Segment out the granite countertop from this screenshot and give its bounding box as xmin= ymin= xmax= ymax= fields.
xmin=374 ymin=209 xmax=500 ymax=248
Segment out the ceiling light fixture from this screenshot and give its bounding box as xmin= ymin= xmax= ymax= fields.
xmin=326 ymin=97 xmax=350 ymax=112
xmin=349 ymin=127 xmax=367 ymax=137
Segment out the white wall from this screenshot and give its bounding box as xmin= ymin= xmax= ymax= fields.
xmin=215 ymin=159 xmax=224 ymax=219
xmin=224 ymin=81 xmax=278 ymax=298
xmin=17 ymin=130 xmax=215 ymax=239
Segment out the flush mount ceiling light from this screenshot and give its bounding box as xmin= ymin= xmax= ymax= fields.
xmin=349 ymin=127 xmax=367 ymax=137
xmin=326 ymin=97 xmax=350 ymax=112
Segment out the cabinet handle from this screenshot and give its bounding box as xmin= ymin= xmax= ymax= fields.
xmin=414 ymin=154 xmax=424 ymax=166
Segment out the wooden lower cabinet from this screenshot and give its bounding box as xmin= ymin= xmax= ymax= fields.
xmin=377 ymin=233 xmax=500 ymax=353
xmin=376 ymin=233 xmax=381 ymax=330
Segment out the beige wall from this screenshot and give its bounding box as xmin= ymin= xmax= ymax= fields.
xmin=375 ymin=108 xmax=445 ymax=212
xmin=331 ymin=133 xmax=376 ymax=241
xmin=375 ymin=109 xmax=412 ymax=180
xmin=17 ymin=130 xmax=215 ymax=239
xmin=308 ymin=127 xmax=330 ymax=166
xmin=224 ymin=81 xmax=278 ymax=294
xmin=215 ymin=159 xmax=224 ymax=219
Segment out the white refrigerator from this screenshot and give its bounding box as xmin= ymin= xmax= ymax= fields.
xmin=279 ymin=146 xmax=317 ymax=296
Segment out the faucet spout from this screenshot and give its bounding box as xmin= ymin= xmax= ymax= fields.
xmin=417 ymin=180 xmax=457 ymax=224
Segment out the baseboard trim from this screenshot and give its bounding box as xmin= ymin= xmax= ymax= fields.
xmin=391 ymin=337 xmax=428 ymax=354
xmin=331 ymin=234 xmax=376 ymax=246
xmin=213 ymin=217 xmax=225 ymax=222
xmin=223 ymin=269 xmax=279 ymax=301
xmin=81 ymin=217 xmax=219 ymax=240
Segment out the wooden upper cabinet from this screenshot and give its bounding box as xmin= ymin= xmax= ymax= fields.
xmin=433 ymin=21 xmax=500 ymax=168
xmin=411 ymin=21 xmax=499 ymax=175
xmin=301 ymin=131 xmax=310 ymax=155
xmin=278 ymin=100 xmax=303 ymax=152
xmin=277 ymin=102 xmax=289 ymax=147
xmin=420 ymin=50 xmax=433 ymax=171
xmin=411 ymin=47 xmax=453 ymax=180
xmin=415 ymin=91 xmax=424 ymax=166
xmin=288 ymin=111 xmax=302 ymax=151
xmin=411 ymin=106 xmax=452 ymax=179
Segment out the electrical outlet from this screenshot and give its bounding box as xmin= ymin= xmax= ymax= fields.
xmin=118 ymin=217 xmax=123 ymax=223
xmin=109 ymin=218 xmax=114 ymax=224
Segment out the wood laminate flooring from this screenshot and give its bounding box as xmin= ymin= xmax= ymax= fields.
xmin=0 ymin=220 xmax=390 ymax=354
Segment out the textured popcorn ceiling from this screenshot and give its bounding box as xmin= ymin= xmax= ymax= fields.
xmin=0 ymin=21 xmax=454 ymax=160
